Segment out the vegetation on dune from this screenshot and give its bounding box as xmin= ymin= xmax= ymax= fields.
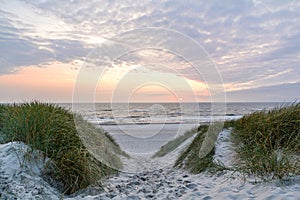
xmin=0 ymin=101 xmax=298 ymax=194
xmin=0 ymin=104 xmax=6 ymax=142
xmin=174 ymin=125 xmax=223 ymax=173
xmin=174 ymin=103 xmax=299 ymax=179
xmin=0 ymin=102 xmax=125 ymax=195
xmin=231 ymin=103 xmax=300 ymax=179
xmin=152 ymin=126 xmax=198 ymax=158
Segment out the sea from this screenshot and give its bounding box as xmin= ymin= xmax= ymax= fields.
xmin=59 ymin=102 xmax=282 ymax=154
xmin=67 ymin=102 xmax=281 ymax=125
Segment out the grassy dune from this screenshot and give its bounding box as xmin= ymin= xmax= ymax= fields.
xmin=152 ymin=126 xmax=198 ymax=158
xmin=174 ymin=103 xmax=299 ymax=180
xmin=174 ymin=124 xmax=224 ymax=173
xmin=231 ymin=103 xmax=300 ymax=179
xmin=0 ymin=102 xmax=126 ymax=194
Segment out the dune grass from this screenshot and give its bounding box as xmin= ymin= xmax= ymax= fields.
xmin=231 ymin=103 xmax=300 ymax=180
xmin=175 ymin=103 xmax=299 ymax=178
xmin=0 ymin=104 xmax=6 ymax=143
xmin=174 ymin=125 xmax=224 ymax=173
xmin=152 ymin=126 xmax=198 ymax=158
xmin=0 ymin=102 xmax=125 ymax=194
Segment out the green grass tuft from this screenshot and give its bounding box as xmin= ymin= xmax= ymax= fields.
xmin=0 ymin=101 xmax=125 ymax=195
xmin=231 ymin=103 xmax=300 ymax=179
xmin=223 ymin=119 xmax=237 ymax=129
xmin=174 ymin=125 xmax=223 ymax=173
xmin=152 ymin=126 xmax=198 ymax=158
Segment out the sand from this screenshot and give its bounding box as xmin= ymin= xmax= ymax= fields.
xmin=101 ymin=124 xmax=197 ymax=154
xmin=0 ymin=142 xmax=59 ymax=199
xmin=1 ymin=130 xmax=299 ymax=199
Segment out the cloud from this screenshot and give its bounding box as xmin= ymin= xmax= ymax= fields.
xmin=227 ymin=81 xmax=300 ymax=102
xmin=145 ymin=93 xmax=169 ymax=97
xmin=0 ymin=0 xmax=299 ymax=101
xmin=0 ymin=6 xmax=89 ymax=73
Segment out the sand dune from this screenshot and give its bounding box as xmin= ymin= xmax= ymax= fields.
xmin=1 ymin=130 xmax=299 ymax=199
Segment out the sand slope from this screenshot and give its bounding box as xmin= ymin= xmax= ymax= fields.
xmin=0 ymin=142 xmax=59 ymax=199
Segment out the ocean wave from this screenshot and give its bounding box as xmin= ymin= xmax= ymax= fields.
xmin=129 ymin=109 xmax=150 ymax=113
xmin=84 ymin=115 xmax=243 ymax=126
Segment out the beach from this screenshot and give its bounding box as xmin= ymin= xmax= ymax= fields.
xmin=1 ymin=129 xmax=300 ymax=199
xmin=0 ymin=102 xmax=299 ymax=199
xmin=2 ymin=0 xmax=300 ymax=199
xmin=101 ymin=124 xmax=197 ymax=155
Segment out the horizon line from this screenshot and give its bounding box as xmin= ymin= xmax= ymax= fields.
xmin=0 ymin=101 xmax=293 ymax=104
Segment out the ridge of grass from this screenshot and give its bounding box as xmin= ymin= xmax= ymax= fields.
xmin=0 ymin=101 xmax=126 ymax=195
xmin=174 ymin=103 xmax=299 ymax=178
xmin=231 ymin=103 xmax=300 ymax=180
xmin=152 ymin=126 xmax=198 ymax=158
xmin=174 ymin=125 xmax=224 ymax=173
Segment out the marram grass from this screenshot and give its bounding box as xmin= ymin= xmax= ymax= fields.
xmin=0 ymin=102 xmax=126 ymax=195
xmin=152 ymin=126 xmax=198 ymax=158
xmin=231 ymin=103 xmax=300 ymax=179
xmin=175 ymin=103 xmax=299 ymax=179
xmin=174 ymin=125 xmax=224 ymax=173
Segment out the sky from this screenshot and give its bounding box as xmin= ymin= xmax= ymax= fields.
xmin=0 ymin=0 xmax=299 ymax=103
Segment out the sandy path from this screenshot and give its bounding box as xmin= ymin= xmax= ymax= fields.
xmin=69 ymin=130 xmax=300 ymax=200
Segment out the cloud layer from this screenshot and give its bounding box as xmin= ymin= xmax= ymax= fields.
xmin=0 ymin=0 xmax=299 ymax=101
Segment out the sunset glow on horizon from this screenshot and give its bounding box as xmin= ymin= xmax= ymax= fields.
xmin=0 ymin=62 xmax=78 ymax=102
xmin=0 ymin=60 xmax=211 ymax=103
